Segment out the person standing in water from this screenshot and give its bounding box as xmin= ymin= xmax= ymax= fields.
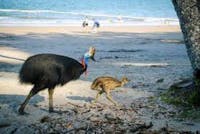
xmin=82 ymin=16 xmax=89 ymax=32
xmin=92 ymin=18 xmax=100 ymax=33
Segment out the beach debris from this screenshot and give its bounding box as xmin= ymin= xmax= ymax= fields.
xmin=170 ymin=79 xmax=193 ymax=89
xmin=14 ymin=126 xmax=35 ymax=134
xmin=99 ymin=55 xmax=130 ymax=60
xmin=182 ymin=122 xmax=195 ymax=126
xmin=108 ymin=49 xmax=142 ymax=53
xmin=160 ymin=39 xmax=184 ymax=44
xmin=114 ymin=56 xmax=119 ymax=59
xmin=0 ymin=118 xmax=11 ymax=128
xmin=40 ymin=116 xmax=51 ymax=123
xmin=157 ymin=88 xmax=165 ymax=90
xmin=132 ymin=84 xmax=138 ymax=88
xmin=132 ymin=82 xmax=150 ymax=88
xmin=114 ymin=62 xmax=169 ymax=67
xmin=156 ymin=78 xmax=164 ymax=83
xmin=130 ymin=122 xmax=153 ymax=133
xmin=0 ymin=98 xmax=198 ymax=133
xmin=0 ymin=122 xmax=11 ymax=128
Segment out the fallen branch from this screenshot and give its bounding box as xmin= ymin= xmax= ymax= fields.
xmin=130 ymin=122 xmax=153 ymax=133
xmin=67 ymin=102 xmax=83 ymax=108
xmin=0 ymin=123 xmax=11 ymax=128
xmin=66 ymin=125 xmax=94 ymax=133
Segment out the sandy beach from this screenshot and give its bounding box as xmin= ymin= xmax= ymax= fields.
xmin=0 ymin=25 xmax=180 ymax=35
xmin=1 ymin=25 xmax=199 ymax=133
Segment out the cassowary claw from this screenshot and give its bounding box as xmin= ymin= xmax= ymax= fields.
xmin=18 ymin=108 xmax=28 ymax=115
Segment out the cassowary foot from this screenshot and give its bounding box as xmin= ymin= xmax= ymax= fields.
xmin=49 ymin=108 xmax=63 ymax=114
xmin=18 ymin=107 xmax=28 ymax=115
xmin=49 ymin=107 xmax=54 ymax=113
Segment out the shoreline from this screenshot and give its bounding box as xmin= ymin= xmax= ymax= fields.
xmin=0 ymin=25 xmax=181 ymax=35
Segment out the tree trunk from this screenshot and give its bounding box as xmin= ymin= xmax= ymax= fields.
xmin=172 ymin=0 xmax=200 ymax=80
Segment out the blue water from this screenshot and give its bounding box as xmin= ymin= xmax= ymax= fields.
xmin=0 ymin=0 xmax=178 ymax=26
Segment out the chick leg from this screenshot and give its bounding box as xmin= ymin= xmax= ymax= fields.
xmin=92 ymin=91 xmax=103 ymax=103
xmin=105 ymin=90 xmax=118 ymax=106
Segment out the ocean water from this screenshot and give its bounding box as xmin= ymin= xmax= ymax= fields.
xmin=0 ymin=0 xmax=179 ymax=26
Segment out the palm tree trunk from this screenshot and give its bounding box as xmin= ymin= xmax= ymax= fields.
xmin=172 ymin=0 xmax=200 ymax=80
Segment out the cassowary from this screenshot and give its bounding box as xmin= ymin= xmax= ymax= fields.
xmin=91 ymin=76 xmax=130 ymax=106
xmin=18 ymin=47 xmax=96 ymax=114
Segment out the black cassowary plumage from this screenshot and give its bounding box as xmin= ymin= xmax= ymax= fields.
xmin=18 ymin=47 xmax=95 ymax=114
xmin=19 ymin=54 xmax=86 ymax=88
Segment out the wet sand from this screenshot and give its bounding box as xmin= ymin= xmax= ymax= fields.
xmin=0 ymin=25 xmax=199 ymax=133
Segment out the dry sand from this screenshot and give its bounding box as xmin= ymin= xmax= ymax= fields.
xmin=0 ymin=25 xmax=180 ymax=35
xmin=1 ymin=25 xmax=199 ymax=133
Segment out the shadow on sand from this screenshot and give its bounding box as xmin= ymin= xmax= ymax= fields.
xmin=0 ymin=62 xmax=21 ymax=73
xmin=0 ymin=94 xmax=44 ymax=113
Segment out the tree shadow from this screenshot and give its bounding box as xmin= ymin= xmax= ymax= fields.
xmin=0 ymin=94 xmax=44 ymax=113
xmin=0 ymin=62 xmax=21 ymax=73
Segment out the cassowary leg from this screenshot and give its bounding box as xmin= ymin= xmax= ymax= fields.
xmin=105 ymin=90 xmax=118 ymax=106
xmin=18 ymin=87 xmax=38 ymax=114
xmin=48 ymin=89 xmax=54 ymax=112
xmin=19 ymin=84 xmax=45 ymax=115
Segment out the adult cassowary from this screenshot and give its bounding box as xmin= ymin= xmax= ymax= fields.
xmin=18 ymin=47 xmax=96 ymax=114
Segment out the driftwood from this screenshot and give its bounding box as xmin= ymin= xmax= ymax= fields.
xmin=66 ymin=125 xmax=94 ymax=133
xmin=130 ymin=122 xmax=153 ymax=133
xmin=67 ymin=102 xmax=84 ymax=108
xmin=0 ymin=123 xmax=11 ymax=128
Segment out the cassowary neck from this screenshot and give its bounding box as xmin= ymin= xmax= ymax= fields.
xmin=80 ymin=59 xmax=88 ymax=73
xmin=83 ymin=64 xmax=87 ymax=72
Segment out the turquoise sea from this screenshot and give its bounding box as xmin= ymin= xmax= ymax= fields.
xmin=0 ymin=0 xmax=179 ymax=26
